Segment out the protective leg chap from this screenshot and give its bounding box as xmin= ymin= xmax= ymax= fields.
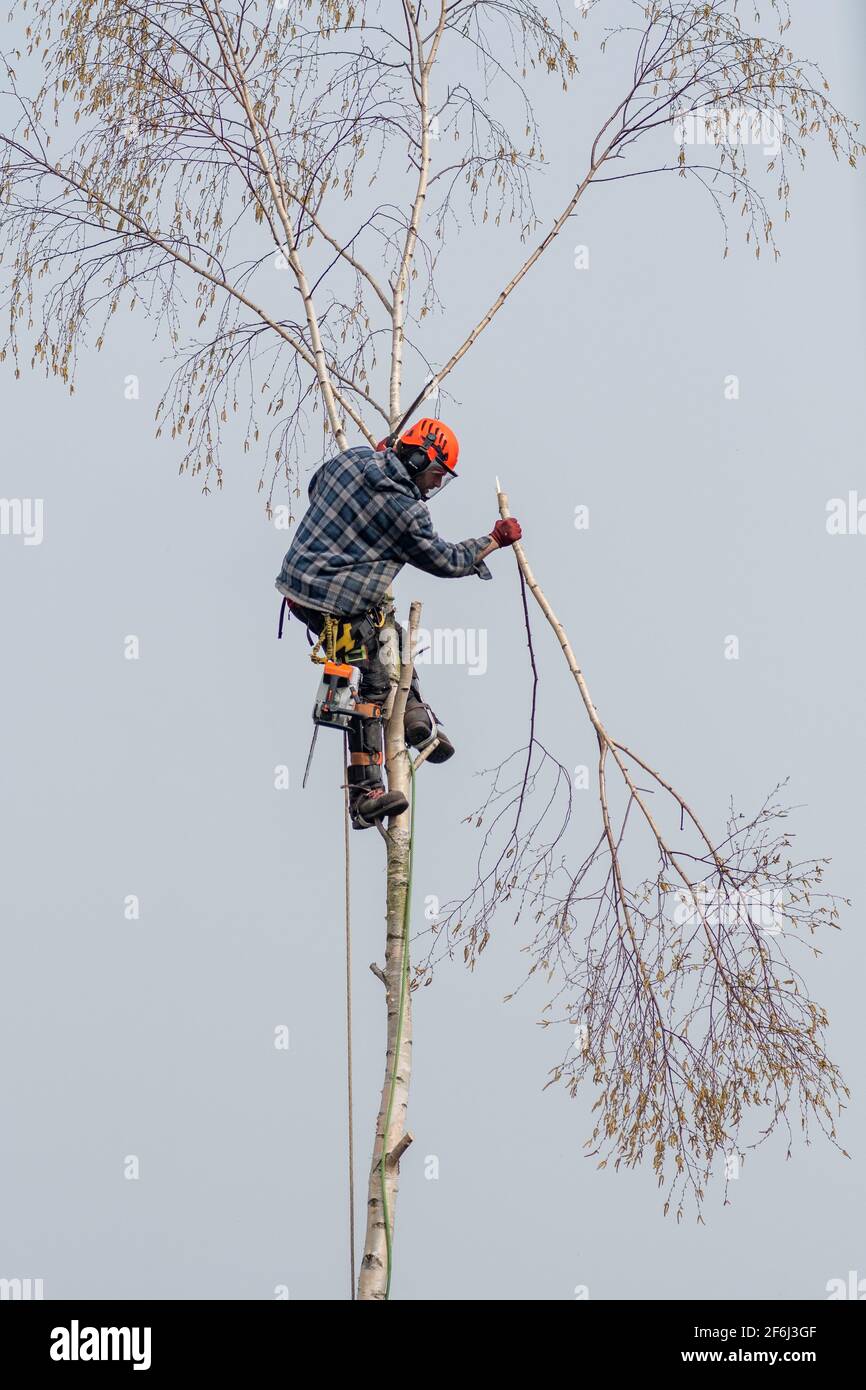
xmin=346 ymin=712 xmax=385 ymax=797
xmin=347 ymin=669 xmax=409 ymax=828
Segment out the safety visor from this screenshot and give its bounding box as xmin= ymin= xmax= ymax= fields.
xmin=423 ymin=461 xmax=456 ymax=497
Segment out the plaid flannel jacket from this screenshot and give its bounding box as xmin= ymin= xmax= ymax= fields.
xmin=275 ymin=445 xmax=493 ymax=616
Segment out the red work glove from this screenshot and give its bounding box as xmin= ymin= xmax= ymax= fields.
xmin=491 ymin=517 xmax=522 ymax=548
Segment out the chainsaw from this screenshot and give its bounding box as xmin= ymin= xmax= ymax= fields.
xmin=302 ymin=660 xmax=384 ymax=788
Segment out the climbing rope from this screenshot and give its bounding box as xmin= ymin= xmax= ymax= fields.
xmin=379 ymin=757 xmax=417 ymax=1301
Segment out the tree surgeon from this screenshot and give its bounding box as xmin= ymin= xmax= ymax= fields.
xmin=276 ymin=419 xmax=522 ymax=829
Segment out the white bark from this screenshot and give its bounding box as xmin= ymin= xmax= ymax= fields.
xmin=388 ymin=3 xmax=448 ymax=427
xmin=357 ymin=601 xmax=421 ymax=1300
xmin=496 ymin=486 xmax=604 ymax=735
xmin=207 ymin=0 xmax=350 ymax=450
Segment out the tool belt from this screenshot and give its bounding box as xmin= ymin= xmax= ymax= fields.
xmin=278 ymin=596 xmax=390 ymax=665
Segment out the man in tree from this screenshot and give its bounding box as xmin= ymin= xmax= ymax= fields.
xmin=276 ymin=418 xmax=522 ymax=828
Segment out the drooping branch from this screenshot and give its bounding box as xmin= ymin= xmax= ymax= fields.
xmin=416 ymin=485 xmax=849 ymax=1220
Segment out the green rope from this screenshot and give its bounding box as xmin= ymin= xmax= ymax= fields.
xmin=379 ymin=758 xmax=416 ymax=1301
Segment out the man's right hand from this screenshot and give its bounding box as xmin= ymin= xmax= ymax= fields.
xmin=491 ymin=518 xmax=522 ymax=549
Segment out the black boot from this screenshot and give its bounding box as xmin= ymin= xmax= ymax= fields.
xmin=350 ymin=785 xmax=409 ymax=829
xmin=404 ymin=697 xmax=454 ymax=763
xmin=347 ymin=703 xmax=409 ymax=828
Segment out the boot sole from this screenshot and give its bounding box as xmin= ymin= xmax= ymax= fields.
xmin=351 ymin=795 xmax=409 ymax=828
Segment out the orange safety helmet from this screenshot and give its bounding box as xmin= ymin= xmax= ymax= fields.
xmin=397 ymin=418 xmax=459 ymax=475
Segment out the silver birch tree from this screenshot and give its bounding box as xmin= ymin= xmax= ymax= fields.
xmin=1 ymin=0 xmax=859 ymax=1297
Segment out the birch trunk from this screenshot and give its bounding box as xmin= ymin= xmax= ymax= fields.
xmin=357 ymin=602 xmax=420 ymax=1300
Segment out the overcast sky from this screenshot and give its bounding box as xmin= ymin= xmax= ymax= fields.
xmin=1 ymin=0 xmax=864 ymax=1300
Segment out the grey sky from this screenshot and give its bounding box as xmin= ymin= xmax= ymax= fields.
xmin=1 ymin=0 xmax=864 ymax=1300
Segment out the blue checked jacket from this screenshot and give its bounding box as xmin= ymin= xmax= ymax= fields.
xmin=275 ymin=445 xmax=493 ymax=615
